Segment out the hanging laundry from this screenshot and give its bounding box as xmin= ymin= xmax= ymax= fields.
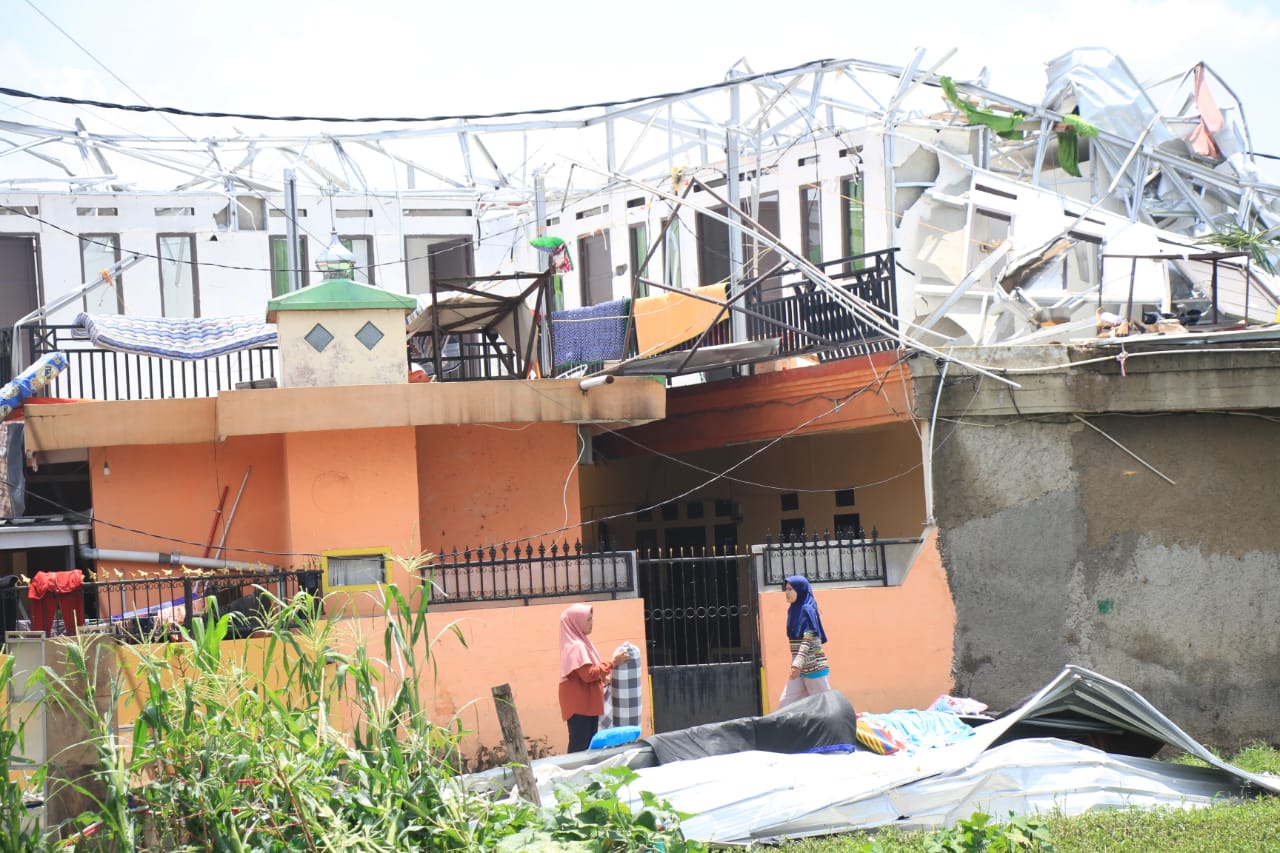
xmin=1187 ymin=64 xmax=1224 ymax=159
xmin=550 ymin=298 xmax=631 ymax=370
xmin=0 ymin=422 xmax=25 ymax=518
xmin=632 ymin=283 xmax=728 ymax=356
xmin=28 ymin=570 xmax=86 ymax=636
xmin=530 ymin=235 xmax=574 ymax=273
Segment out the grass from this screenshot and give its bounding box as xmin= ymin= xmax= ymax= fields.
xmin=778 ymin=744 xmax=1280 ymax=853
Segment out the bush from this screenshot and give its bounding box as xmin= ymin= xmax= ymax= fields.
xmin=28 ymin=566 xmax=701 ymax=851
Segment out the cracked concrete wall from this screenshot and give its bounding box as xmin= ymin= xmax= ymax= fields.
xmin=932 ymin=412 xmax=1280 ymax=746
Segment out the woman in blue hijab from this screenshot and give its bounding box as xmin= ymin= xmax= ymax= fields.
xmin=778 ymin=575 xmax=831 ymax=709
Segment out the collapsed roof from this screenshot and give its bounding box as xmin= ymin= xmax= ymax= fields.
xmin=476 ymin=666 xmax=1279 ymax=845
xmin=3 ymin=49 xmax=1278 ymax=349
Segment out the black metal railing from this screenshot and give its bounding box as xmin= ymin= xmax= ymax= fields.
xmin=636 ymin=549 xmax=757 ymax=668
xmin=761 ymin=528 xmax=889 ymax=586
xmin=26 ymin=325 xmax=278 ymax=401
xmin=0 ymin=568 xmax=320 ymax=643
xmin=746 ymin=249 xmax=900 ymax=362
xmin=426 ymin=542 xmax=636 ymax=604
xmin=408 ymin=332 xmax=525 ymax=381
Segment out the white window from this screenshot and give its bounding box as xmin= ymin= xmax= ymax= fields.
xmin=80 ymin=234 xmax=123 ymax=314
xmin=158 ymin=234 xmax=198 ymax=317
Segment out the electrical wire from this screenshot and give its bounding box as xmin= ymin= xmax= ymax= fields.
xmin=0 ymin=58 xmax=847 ymax=125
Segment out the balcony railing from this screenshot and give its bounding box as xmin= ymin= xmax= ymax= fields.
xmin=760 ymin=528 xmax=891 ymax=586
xmin=426 ymin=542 xmax=637 ymax=604
xmin=17 ymin=249 xmax=900 ymax=401
xmin=0 ymin=568 xmax=320 ymax=643
xmin=27 ymin=324 xmax=278 ymax=401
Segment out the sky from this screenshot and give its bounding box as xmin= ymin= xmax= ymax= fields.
xmin=3 ymin=0 xmax=1280 ymax=158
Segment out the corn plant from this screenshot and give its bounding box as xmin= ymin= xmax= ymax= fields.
xmin=20 ymin=553 xmax=704 ymax=851
xmin=0 ymin=656 xmax=43 ymax=852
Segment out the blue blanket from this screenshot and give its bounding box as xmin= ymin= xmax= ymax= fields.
xmin=74 ymin=312 xmax=277 ymax=360
xmin=550 ymin=298 xmax=630 ymax=368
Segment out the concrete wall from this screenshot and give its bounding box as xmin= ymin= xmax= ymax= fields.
xmin=108 ymin=596 xmax=648 ymax=767
xmin=929 ymin=410 xmax=1280 ymax=746
xmin=277 ymin=308 xmax=409 ymax=387
xmin=581 ymin=423 xmax=927 ymax=548
xmin=758 ymin=530 xmax=956 ymax=714
xmin=0 ymin=189 xmax=495 ymax=325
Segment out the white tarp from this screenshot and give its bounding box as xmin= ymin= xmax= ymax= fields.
xmin=581 ymin=666 xmax=1280 ymax=845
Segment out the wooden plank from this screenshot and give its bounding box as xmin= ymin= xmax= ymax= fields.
xmin=491 ymin=683 xmax=541 ymax=805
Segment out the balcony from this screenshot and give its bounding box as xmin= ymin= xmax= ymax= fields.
xmin=6 ymin=249 xmax=899 ymax=402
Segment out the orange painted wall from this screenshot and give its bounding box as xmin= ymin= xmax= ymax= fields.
xmin=281 ymin=427 xmax=423 ymax=616
xmin=600 ymin=351 xmax=913 ymax=458
xmin=87 ymin=435 xmax=289 ymax=572
xmin=416 ymin=423 xmax=583 ymax=552
xmin=325 ymin=597 xmax=648 ymax=760
xmin=759 ymin=530 xmax=955 ymax=714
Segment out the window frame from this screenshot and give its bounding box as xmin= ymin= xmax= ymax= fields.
xmin=841 ymin=175 xmax=865 ymax=273
xmin=800 ymin=184 xmax=823 ymax=266
xmin=79 ymin=233 xmax=123 ymax=314
xmin=156 ymin=233 xmax=200 ymax=317
xmin=320 ymin=547 xmax=391 ymax=595
xmin=696 ymin=205 xmax=731 ymax=287
xmin=662 ymin=216 xmax=682 ymax=290
xmin=628 ymin=222 xmax=650 ymax=297
xmin=338 ymin=234 xmax=375 ymax=285
xmin=577 ymin=231 xmax=614 ymax=307
xmin=405 ymin=234 xmax=475 ymax=295
xmin=270 ymin=235 xmax=309 ymax=297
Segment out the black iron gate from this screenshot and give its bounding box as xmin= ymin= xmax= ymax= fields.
xmin=637 ymin=549 xmax=761 ymax=732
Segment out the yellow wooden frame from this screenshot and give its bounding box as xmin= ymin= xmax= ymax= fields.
xmin=320 ymin=547 xmax=391 ymax=595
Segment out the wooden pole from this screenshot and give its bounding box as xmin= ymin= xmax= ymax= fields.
xmin=491 ymin=683 xmax=541 ymax=805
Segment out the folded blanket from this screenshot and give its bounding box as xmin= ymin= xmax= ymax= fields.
xmin=74 ymin=312 xmax=277 ymax=360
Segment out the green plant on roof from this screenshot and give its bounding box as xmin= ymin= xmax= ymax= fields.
xmin=1195 ymin=224 xmax=1279 ymax=275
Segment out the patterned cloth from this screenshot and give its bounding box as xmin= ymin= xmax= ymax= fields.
xmin=550 ymin=298 xmax=630 ymax=369
xmin=600 ymin=641 xmax=642 ymax=730
xmin=0 ymin=422 xmax=23 ymax=518
xmin=0 ymin=352 xmax=68 ymax=420
xmin=856 ymin=709 xmax=976 ymax=754
xmin=855 ymin=715 xmax=908 ymax=755
xmin=789 ymin=632 xmax=830 ymax=678
xmin=74 ymin=312 xmax=276 ymax=360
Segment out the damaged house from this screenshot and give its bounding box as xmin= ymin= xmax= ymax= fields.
xmin=1 ymin=45 xmax=1279 ymax=830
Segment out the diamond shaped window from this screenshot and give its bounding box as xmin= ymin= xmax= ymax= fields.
xmin=355 ymin=321 xmax=385 ymax=350
xmin=305 ymin=323 xmax=334 ymax=352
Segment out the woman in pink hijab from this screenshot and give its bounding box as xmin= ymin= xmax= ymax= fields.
xmin=559 ymin=603 xmax=630 ymax=752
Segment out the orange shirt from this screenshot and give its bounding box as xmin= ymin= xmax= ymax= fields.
xmin=559 ymin=662 xmax=613 ymax=720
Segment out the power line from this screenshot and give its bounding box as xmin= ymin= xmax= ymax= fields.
xmin=0 ymin=58 xmax=842 ymax=125
xmin=22 ymin=0 xmax=199 ymax=145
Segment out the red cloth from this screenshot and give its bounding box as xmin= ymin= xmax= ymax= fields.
xmin=28 ymin=570 xmax=86 ymax=636
xmin=28 ymin=570 xmax=83 ymax=598
xmin=559 ymin=661 xmax=613 ymax=720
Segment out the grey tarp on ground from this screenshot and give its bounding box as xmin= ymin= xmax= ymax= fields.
xmin=642 ymin=689 xmax=858 ymax=764
xmin=602 ymin=666 xmax=1280 ymax=844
